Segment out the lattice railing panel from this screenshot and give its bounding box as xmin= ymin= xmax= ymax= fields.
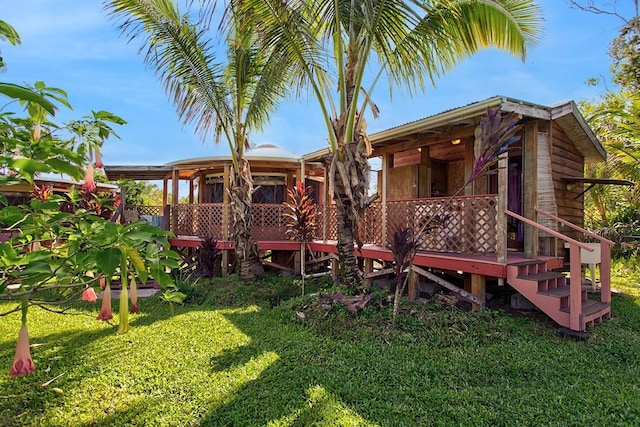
xmin=172 ymin=204 xmax=224 ymax=239
xmin=252 ymin=204 xmax=287 ymax=240
xmin=385 ymin=196 xmax=497 ymax=255
xmin=165 ymin=195 xmax=497 ymax=254
xmin=127 ymin=205 xmax=162 ymax=216
xmin=315 ymin=205 xmax=338 ymax=241
xmin=359 ymin=202 xmax=382 ymax=245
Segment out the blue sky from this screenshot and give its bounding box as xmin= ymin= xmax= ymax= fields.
xmin=1 ymin=0 xmax=634 ymax=167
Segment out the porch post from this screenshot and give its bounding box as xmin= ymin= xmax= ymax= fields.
xmin=523 ymin=123 xmax=539 ymax=258
xmin=496 ymin=153 xmax=508 ymax=264
xmin=171 ymin=169 xmax=179 ymax=233
xmin=162 ymin=175 xmax=169 ymax=207
xmin=381 ymin=153 xmax=390 ymax=248
xmin=298 ymin=160 xmax=305 ymax=184
xmin=323 ymin=166 xmax=329 ymax=242
xmin=198 ymin=174 xmax=205 ymax=203
xmin=188 ymin=178 xmax=194 ymax=204
xmin=222 ymin=164 xmax=231 ymax=240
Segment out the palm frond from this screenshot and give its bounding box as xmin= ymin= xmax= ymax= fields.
xmin=106 ymin=0 xmax=233 ymax=146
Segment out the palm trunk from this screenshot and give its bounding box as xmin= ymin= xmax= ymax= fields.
xmin=331 ymin=141 xmax=370 ymax=290
xmin=230 ymin=159 xmax=264 ymax=280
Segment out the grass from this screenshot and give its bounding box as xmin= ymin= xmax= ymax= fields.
xmin=1 ymin=268 xmax=640 ymax=427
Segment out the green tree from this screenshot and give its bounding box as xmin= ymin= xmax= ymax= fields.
xmin=0 ymin=19 xmax=20 ymax=70
xmin=106 ymin=0 xmax=295 ymax=279
xmin=582 ymin=91 xmax=640 ymax=227
xmin=238 ymin=0 xmax=541 ymax=288
xmin=118 ymin=180 xmax=163 ymax=206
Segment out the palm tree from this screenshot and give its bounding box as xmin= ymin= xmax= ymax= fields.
xmin=106 ymin=0 xmax=293 ymax=279
xmin=237 ymin=0 xmax=542 ymax=287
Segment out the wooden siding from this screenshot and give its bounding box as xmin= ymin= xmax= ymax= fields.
xmin=551 ymin=124 xmax=585 ymax=243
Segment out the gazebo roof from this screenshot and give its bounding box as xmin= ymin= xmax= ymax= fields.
xmin=104 ymin=144 xmax=301 ymax=181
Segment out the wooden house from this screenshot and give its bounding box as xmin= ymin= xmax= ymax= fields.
xmin=105 ymin=96 xmax=617 ymax=333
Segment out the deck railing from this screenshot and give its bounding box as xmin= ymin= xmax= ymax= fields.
xmin=126 ymin=194 xmax=498 ymax=255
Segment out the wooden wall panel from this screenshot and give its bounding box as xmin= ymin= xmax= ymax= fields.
xmin=551 ymin=125 xmax=585 ymax=242
xmin=388 ymin=165 xmax=419 ymax=199
xmin=393 ymin=149 xmax=421 ymax=168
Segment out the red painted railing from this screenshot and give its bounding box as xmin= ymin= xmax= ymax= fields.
xmin=506 ymin=209 xmax=603 ymax=331
xmin=536 ymin=208 xmax=613 ymax=306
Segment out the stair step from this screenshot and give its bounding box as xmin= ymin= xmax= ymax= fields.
xmin=510 ymin=260 xmax=546 ymax=267
xmin=517 ymin=272 xmax=565 ymax=282
xmin=539 ymin=285 xmax=570 ymax=297
xmin=539 ymin=285 xmax=593 ymax=298
xmin=561 ymin=300 xmax=610 ymax=316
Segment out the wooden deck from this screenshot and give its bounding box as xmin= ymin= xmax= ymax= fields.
xmin=168 ymin=236 xmax=561 ymax=279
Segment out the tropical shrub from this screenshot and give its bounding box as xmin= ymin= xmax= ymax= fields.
xmin=0 ymin=73 xmax=179 ymax=376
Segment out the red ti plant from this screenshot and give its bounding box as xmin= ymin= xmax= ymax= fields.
xmin=284 ymin=182 xmax=317 ymax=242
xmin=390 ymin=227 xmax=418 ymax=327
xmin=284 ymin=181 xmax=317 ymax=295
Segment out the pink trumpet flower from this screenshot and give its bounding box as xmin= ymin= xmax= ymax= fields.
xmin=82 ymin=287 xmax=98 ymax=302
xmin=9 ymin=325 xmax=35 ymax=377
xmin=84 ymin=164 xmax=96 ymax=192
xmin=97 ymin=283 xmax=113 ymax=321
xmin=94 ymin=149 xmax=104 ymax=169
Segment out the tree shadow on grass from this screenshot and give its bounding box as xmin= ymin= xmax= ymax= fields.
xmin=0 ymin=325 xmax=122 ymax=427
xmin=0 ymin=301 xmax=204 ymax=427
xmin=199 ymin=308 xmax=387 ymax=426
xmin=199 ymin=295 xmax=640 ymax=427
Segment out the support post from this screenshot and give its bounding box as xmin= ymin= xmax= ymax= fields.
xmin=381 ymin=153 xmax=390 ymax=247
xmin=496 ymin=153 xmax=508 ymax=263
xmin=171 ymin=169 xmax=179 ymax=232
xmin=363 ymin=258 xmax=373 ymax=287
xmin=222 ymin=164 xmax=231 ymax=240
xmin=471 ymin=274 xmax=485 ymax=311
xmin=408 ymin=268 xmax=419 ymax=300
xmin=569 ymin=244 xmax=582 ymax=331
xmin=523 ymin=123 xmax=539 ymax=258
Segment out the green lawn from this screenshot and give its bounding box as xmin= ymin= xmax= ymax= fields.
xmin=2 ymin=272 xmax=640 ymax=427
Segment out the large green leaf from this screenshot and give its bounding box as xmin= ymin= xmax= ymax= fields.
xmin=10 ymin=157 xmax=52 ymax=175
xmin=123 ymin=245 xmax=148 ymax=283
xmin=0 ymin=83 xmax=57 ymax=115
xmin=150 ymin=262 xmax=174 ymax=288
xmin=96 ymin=247 xmax=122 ymax=278
xmin=45 ymin=158 xmax=83 ymax=180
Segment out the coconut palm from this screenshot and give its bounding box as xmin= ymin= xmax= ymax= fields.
xmin=106 ymin=0 xmax=294 ymax=279
xmin=236 ymin=0 xmax=542 ymax=287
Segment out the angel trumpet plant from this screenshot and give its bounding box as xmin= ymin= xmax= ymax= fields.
xmin=8 ymin=298 xmax=35 ymax=377
xmin=118 ymin=250 xmax=130 ymax=334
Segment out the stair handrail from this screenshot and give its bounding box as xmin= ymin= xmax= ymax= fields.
xmin=535 ymin=209 xmax=615 ymax=246
xmin=506 ymin=209 xmax=592 ymax=331
xmin=505 ymin=210 xmax=594 ymax=252
xmin=535 ymin=208 xmax=611 ymax=308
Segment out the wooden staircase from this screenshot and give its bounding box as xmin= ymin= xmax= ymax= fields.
xmin=507 ymin=259 xmax=611 ymax=332
xmin=505 ymin=209 xmax=614 ymax=333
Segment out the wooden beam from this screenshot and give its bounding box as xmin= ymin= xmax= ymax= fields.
xmin=372 ymin=126 xmax=476 ymax=156
xmin=411 ymin=265 xmax=483 ymax=306
xmin=364 ymin=267 xmax=395 ymax=279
